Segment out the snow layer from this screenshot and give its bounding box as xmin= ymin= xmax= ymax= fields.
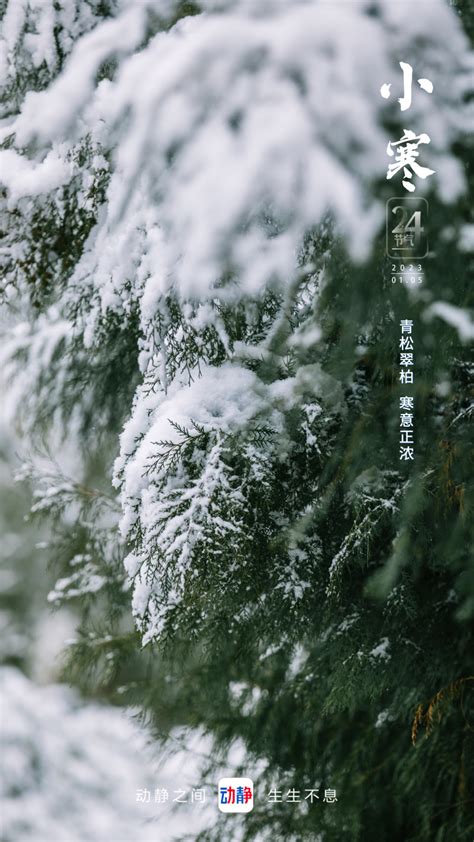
xmin=4 ymin=0 xmax=471 ymax=306
xmin=0 ymin=667 xmax=212 ymax=842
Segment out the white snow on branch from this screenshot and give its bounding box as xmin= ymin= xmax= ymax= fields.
xmin=4 ymin=0 xmax=471 ymax=308
xmin=424 ymin=301 xmax=474 ymax=343
xmin=0 ymin=666 xmax=212 ymax=842
xmin=369 ymin=637 xmax=390 ymax=662
xmin=0 ymin=148 xmax=72 ymax=202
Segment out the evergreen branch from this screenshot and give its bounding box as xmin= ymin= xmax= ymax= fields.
xmin=411 ymin=676 xmax=474 ymax=745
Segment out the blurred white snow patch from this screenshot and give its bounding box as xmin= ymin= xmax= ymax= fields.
xmin=0 ymin=667 xmax=213 ymax=842
xmin=375 ymin=709 xmax=395 ymax=729
xmin=459 ymin=224 xmax=474 ymax=252
xmin=424 ymin=301 xmax=474 ymax=343
xmin=28 ymin=609 xmax=77 ymax=684
xmin=228 ymin=681 xmax=263 ymax=716
xmin=5 ymin=0 xmax=470 ymax=310
xmin=286 ymin=643 xmax=309 ymax=679
xmin=369 ymin=637 xmax=390 ymax=662
xmin=0 ymin=148 xmax=72 ymax=204
xmin=13 ymin=6 xmax=148 ymax=145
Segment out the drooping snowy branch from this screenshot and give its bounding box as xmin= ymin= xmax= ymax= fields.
xmin=1 ymin=0 xmax=472 ymax=645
